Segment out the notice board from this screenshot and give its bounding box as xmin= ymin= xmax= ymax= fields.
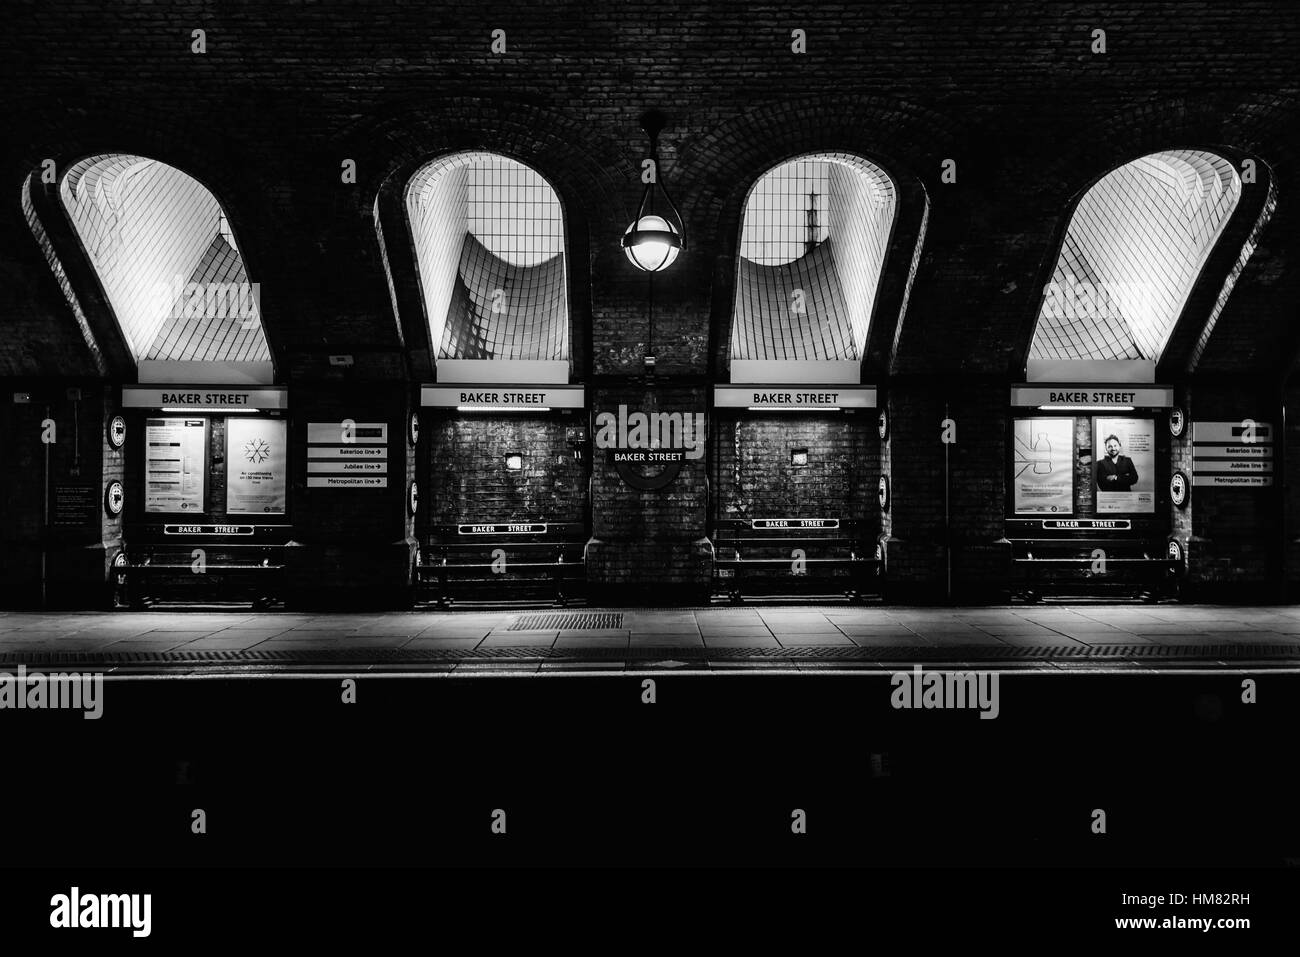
xmin=145 ymin=417 xmax=206 ymax=513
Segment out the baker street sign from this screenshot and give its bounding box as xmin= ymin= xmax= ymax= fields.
xmin=595 ymin=404 xmax=704 ymax=490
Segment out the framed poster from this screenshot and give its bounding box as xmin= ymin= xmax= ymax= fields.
xmin=1093 ymin=417 xmax=1155 ymax=514
xmin=1012 ymin=417 xmax=1074 ymax=514
xmin=227 ymin=417 xmax=288 ymax=515
xmin=145 ymin=417 xmax=206 ymax=513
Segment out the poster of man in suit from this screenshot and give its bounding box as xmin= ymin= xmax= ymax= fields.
xmin=1094 ymin=417 xmax=1154 ymax=513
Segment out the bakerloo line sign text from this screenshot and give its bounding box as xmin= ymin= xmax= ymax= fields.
xmin=596 ymin=405 xmax=705 ymax=490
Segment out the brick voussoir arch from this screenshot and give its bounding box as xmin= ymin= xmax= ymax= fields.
xmin=347 ymin=96 xmax=634 ymax=381
xmin=1008 ymin=92 xmax=1300 ymax=380
xmin=337 ymin=96 xmax=634 ymax=238
xmin=682 ymin=96 xmax=962 ymax=380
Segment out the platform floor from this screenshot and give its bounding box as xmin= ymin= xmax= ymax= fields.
xmin=3 ymin=604 xmax=1300 ymax=672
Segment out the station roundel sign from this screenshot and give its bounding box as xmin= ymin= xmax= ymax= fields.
xmin=408 ymin=480 xmax=419 ymax=516
xmin=877 ymin=410 xmax=889 ymax=441
xmin=1169 ymin=406 xmax=1186 ymax=438
xmin=408 ymin=411 xmax=420 ymax=446
xmin=108 ymin=414 xmax=127 ymax=449
xmin=1170 ymin=469 xmax=1189 ymax=508
xmin=1167 ymin=538 xmax=1185 ymax=564
xmin=105 ymin=480 xmax=125 ymax=516
xmin=878 ymin=475 xmax=890 ymax=511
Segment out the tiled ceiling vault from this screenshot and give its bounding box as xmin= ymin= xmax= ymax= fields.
xmin=1030 ymin=149 xmax=1243 ymax=362
xmin=406 ymin=152 xmax=568 ymax=361
xmin=59 ymin=155 xmax=270 ymax=364
xmin=731 ymin=153 xmax=897 ymax=362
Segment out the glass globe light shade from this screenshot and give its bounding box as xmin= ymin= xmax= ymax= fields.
xmin=622 ymin=214 xmax=681 ymax=272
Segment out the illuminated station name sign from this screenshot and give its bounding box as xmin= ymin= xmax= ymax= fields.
xmin=122 ymin=387 xmax=289 ymax=409
xmin=1010 ymin=386 xmax=1173 ymax=408
xmin=713 ymin=385 xmax=877 ymax=409
xmin=421 ymin=385 xmax=584 ymax=410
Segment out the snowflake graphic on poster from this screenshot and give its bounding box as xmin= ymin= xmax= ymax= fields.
xmin=243 ymin=437 xmax=271 ymax=465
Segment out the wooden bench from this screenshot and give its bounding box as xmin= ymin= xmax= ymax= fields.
xmin=416 ymin=522 xmax=588 ymax=608
xmin=711 ymin=518 xmax=881 ymax=603
xmin=1007 ymin=520 xmax=1185 ymax=601
xmin=116 ymin=542 xmax=288 ymax=610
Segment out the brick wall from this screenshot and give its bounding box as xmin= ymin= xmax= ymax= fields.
xmin=425 ymin=414 xmax=587 ymax=528
xmin=713 ymin=411 xmax=876 ymax=525
xmin=1 ymin=3 xmax=1297 ymax=604
xmin=0 ymin=382 xmax=120 ymax=608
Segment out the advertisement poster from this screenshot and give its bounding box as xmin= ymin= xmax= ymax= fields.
xmin=1013 ymin=417 xmax=1074 ymax=514
xmin=145 ymin=417 xmax=206 ymax=513
xmin=227 ymin=417 xmax=288 ymax=515
xmin=1094 ymin=417 xmax=1155 ymax=513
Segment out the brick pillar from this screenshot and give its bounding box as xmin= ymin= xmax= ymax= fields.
xmin=585 ymin=383 xmax=711 ymax=603
xmin=0 ymin=379 xmax=122 ymax=609
xmin=286 ymin=379 xmax=417 ymax=609
xmin=881 ymin=375 xmax=1011 ymax=603
xmin=1285 ymin=380 xmax=1300 ymax=601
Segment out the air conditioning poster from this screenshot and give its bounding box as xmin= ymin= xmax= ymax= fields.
xmin=145 ymin=417 xmax=207 ymax=513
xmin=1013 ymin=418 xmax=1074 ymax=514
xmin=226 ymin=417 xmax=287 ymax=515
xmin=1094 ymin=417 xmax=1155 ymax=514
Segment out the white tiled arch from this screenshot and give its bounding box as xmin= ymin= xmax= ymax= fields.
xmin=1030 ymin=149 xmax=1243 ymax=363
xmin=731 ymin=152 xmax=898 ymax=365
xmin=58 ymin=155 xmax=271 ymax=372
xmin=405 ymin=152 xmax=569 ymax=363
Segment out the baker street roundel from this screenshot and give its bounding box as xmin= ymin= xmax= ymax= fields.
xmin=1170 ymin=470 xmax=1189 ymax=508
xmin=1169 ymin=407 xmax=1186 ymax=438
xmin=108 ymin=414 xmax=127 ymax=449
xmin=105 ymin=481 xmax=125 ymax=515
xmin=616 ymin=457 xmax=683 ymax=491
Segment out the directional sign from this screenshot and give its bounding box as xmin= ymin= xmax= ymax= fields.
xmin=1193 ymin=421 xmax=1275 ymax=487
xmin=307 ymin=421 xmax=389 ymax=489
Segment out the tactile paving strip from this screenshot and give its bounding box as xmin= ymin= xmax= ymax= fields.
xmin=2 ymin=643 xmax=1299 ymax=668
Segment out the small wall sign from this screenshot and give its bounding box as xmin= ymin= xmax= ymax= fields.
xmin=108 ymin=415 xmax=127 ymax=449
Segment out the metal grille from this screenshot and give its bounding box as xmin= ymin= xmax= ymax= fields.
xmin=732 ymin=153 xmax=896 ymax=363
xmin=406 ymin=152 xmax=568 ymax=362
xmin=739 ymin=159 xmax=832 ymax=266
xmin=440 ymin=232 xmax=567 ymax=360
xmin=1030 ymin=150 xmax=1243 ymax=362
xmin=58 ymin=155 xmax=270 ymax=365
xmin=507 ymin=612 xmax=624 ymax=631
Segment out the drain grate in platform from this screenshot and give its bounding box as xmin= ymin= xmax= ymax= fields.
xmin=508 ymin=612 xmax=625 ymax=631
